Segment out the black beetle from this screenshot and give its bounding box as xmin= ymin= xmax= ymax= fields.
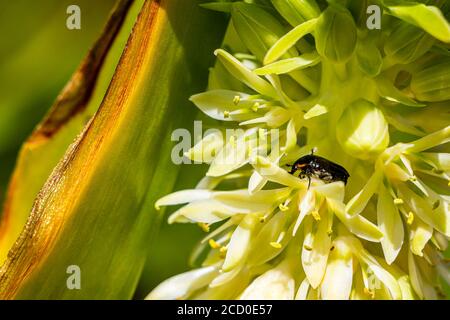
xmin=287 ymin=150 xmax=350 ymax=187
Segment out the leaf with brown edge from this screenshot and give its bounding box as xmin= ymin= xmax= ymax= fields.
xmin=0 ymin=0 xmax=137 ymax=265
xmin=0 ymin=0 xmax=227 ymax=299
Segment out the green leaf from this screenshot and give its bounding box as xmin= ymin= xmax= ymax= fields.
xmin=271 ymin=0 xmax=320 ymax=27
xmin=384 ymin=22 xmax=435 ymax=65
xmin=255 ymin=52 xmax=320 ymax=75
xmin=200 ymin=2 xmax=233 ymax=12
xmin=410 ymin=60 xmax=450 ymax=102
xmin=215 ymin=49 xmax=277 ymax=98
xmin=0 ymin=0 xmax=227 ymax=299
xmin=384 ymin=1 xmax=450 ymax=43
xmin=315 ymin=6 xmax=357 ymax=63
xmin=376 ymin=76 xmax=426 ymax=107
xmin=0 ymin=0 xmax=139 ymax=266
xmin=231 ymin=2 xmax=297 ymax=61
xmin=356 ymin=38 xmax=383 ymax=77
xmin=264 ymin=18 xmax=317 ymax=64
xmin=304 ymin=103 xmax=328 ymax=119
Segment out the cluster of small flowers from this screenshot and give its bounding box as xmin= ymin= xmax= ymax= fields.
xmin=148 ymin=0 xmax=450 ymax=300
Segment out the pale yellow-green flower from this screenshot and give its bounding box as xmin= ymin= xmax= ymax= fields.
xmin=148 ymin=0 xmax=450 ymax=300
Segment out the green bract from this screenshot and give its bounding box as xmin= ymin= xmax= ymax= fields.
xmin=384 ymin=22 xmax=435 ymax=65
xmin=231 ymin=2 xmax=297 ymax=61
xmin=410 ymin=59 xmax=450 ymax=102
xmin=315 ymin=5 xmax=357 ymax=63
xmin=271 ymin=0 xmax=320 ymax=26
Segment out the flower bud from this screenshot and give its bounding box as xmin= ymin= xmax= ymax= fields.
xmin=231 ymin=2 xmax=297 ymax=61
xmin=410 ymin=60 xmax=450 ymax=102
xmin=384 ymin=23 xmax=435 ymax=65
xmin=336 ymin=100 xmax=389 ymax=160
xmin=315 ymin=5 xmax=357 ymax=63
xmin=271 ymin=0 xmax=320 ymax=27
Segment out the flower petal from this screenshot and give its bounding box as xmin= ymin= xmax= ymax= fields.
xmin=168 ymin=200 xmax=238 ymax=224
xmin=255 ymin=52 xmax=320 ymax=75
xmin=377 ymin=184 xmax=404 ymax=264
xmin=295 ymin=278 xmax=310 ymax=300
xmin=410 ymin=218 xmax=433 ymax=256
xmin=214 ymin=188 xmax=291 ymax=213
xmin=284 ymin=118 xmax=297 ymax=153
xmin=346 ymin=237 xmax=402 ymax=300
xmin=399 ymin=184 xmax=450 ymax=236
xmin=314 ymin=182 xmax=345 ymax=202
xmin=222 ymin=215 xmax=259 ymax=271
xmin=146 ymin=266 xmax=218 ymax=300
xmin=240 ymin=260 xmax=295 ymax=300
xmin=408 ymin=250 xmax=424 ymax=299
xmin=156 ymin=190 xmax=213 ymax=209
xmin=207 ymin=128 xmax=257 ymax=177
xmin=302 ymin=213 xmax=332 ymax=288
xmin=190 ymin=90 xmax=260 ymax=121
xmin=215 ymin=49 xmax=277 ymax=98
xmin=321 ymin=238 xmax=353 ymax=300
xmin=346 ymin=170 xmax=383 ymax=217
xmin=185 ymin=131 xmax=224 ymax=163
xmin=264 ymin=18 xmax=318 ymax=64
xmin=248 ymin=210 xmax=292 ymax=266
xmin=251 ymin=156 xmax=307 ymax=189
xmin=293 ymin=189 xmax=314 ymax=235
xmin=248 ymin=171 xmax=268 ymax=194
xmin=329 ymin=198 xmax=383 ymax=242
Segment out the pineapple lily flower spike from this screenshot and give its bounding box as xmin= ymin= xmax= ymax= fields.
xmin=148 ymin=0 xmax=450 ymax=300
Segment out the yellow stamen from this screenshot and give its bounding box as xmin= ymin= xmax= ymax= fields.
xmin=233 ymin=95 xmax=240 ymax=105
xmin=393 ymin=198 xmax=404 ymax=205
xmin=407 ymin=212 xmax=414 ymax=225
xmin=279 ymin=203 xmax=289 ymax=212
xmin=363 ymin=287 xmax=375 ymax=299
xmin=198 ymin=223 xmax=210 ymax=232
xmin=219 ymin=246 xmax=228 ymax=258
xmin=311 ymin=210 xmax=321 ymax=221
xmin=208 ymin=239 xmax=221 ymax=249
xmin=251 ymin=102 xmax=260 ymax=112
xmin=270 ymin=242 xmax=282 ymax=249
xmin=304 ymin=245 xmax=313 ymax=251
xmin=224 ymin=110 xmax=230 ymax=118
